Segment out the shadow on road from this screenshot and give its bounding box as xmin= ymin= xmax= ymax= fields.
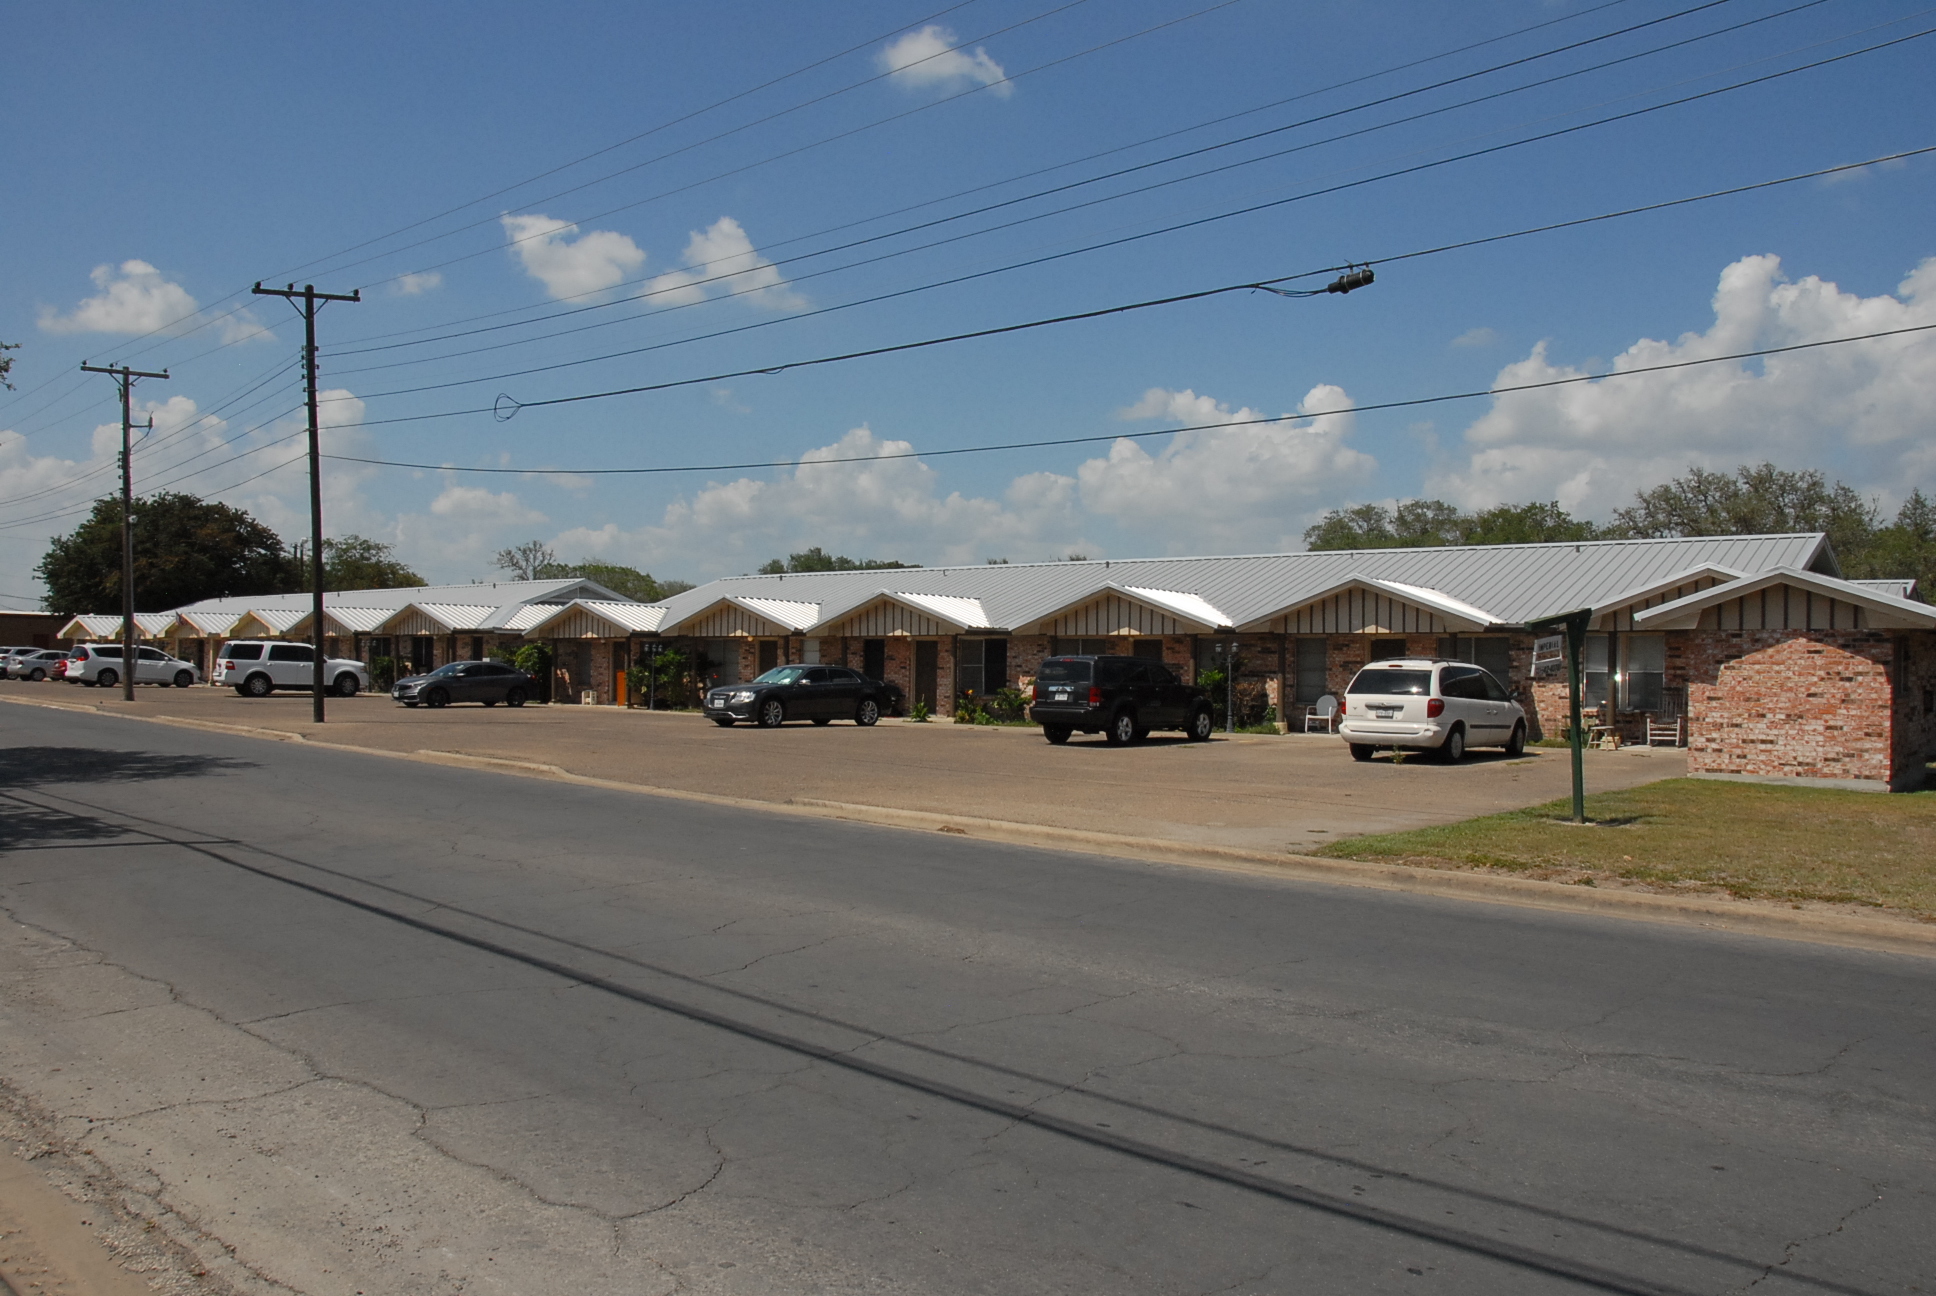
xmin=0 ymin=746 xmax=257 ymax=789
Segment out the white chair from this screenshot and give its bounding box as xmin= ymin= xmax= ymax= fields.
xmin=1646 ymin=715 xmax=1684 ymax=747
xmin=1304 ymin=694 xmax=1339 ymax=733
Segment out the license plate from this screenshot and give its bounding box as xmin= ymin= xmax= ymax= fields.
xmin=1372 ymin=708 xmax=1397 ymax=718
xmin=1051 ymin=689 xmax=1071 ymax=701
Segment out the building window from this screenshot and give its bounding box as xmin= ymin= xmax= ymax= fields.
xmin=1294 ymin=638 xmax=1329 ymax=705
xmin=758 ymin=640 xmax=780 ymax=673
xmin=1195 ymin=638 xmax=1235 ymax=680
xmin=1369 ymin=638 xmax=1407 ymax=663
xmin=411 ymin=636 xmax=434 ymax=673
xmin=1584 ymin=633 xmax=1610 ymax=709
xmin=1621 ymin=633 xmax=1666 ymax=712
xmin=1055 ymin=638 xmax=1113 ymax=656
xmin=957 ymin=638 xmax=1010 ymax=697
xmin=367 ymin=637 xmax=392 ymax=663
xmin=802 ymin=638 xmax=821 ymax=664
xmin=470 ymin=636 xmax=484 ymax=661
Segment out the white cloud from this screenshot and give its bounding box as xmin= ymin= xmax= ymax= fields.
xmin=644 ymin=217 xmax=804 ymax=312
xmin=501 ymin=214 xmax=646 ymax=300
xmin=393 ymin=271 xmax=443 ymax=295
xmin=38 ymin=259 xmax=268 ymax=344
xmin=879 ymin=25 xmax=1011 ymax=97
xmin=429 ymin=485 xmax=547 ymax=526
xmin=1450 ymin=327 xmax=1499 ymax=349
xmin=1430 ymin=254 xmax=1936 ymax=512
xmin=1079 ymin=386 xmax=1379 ymax=551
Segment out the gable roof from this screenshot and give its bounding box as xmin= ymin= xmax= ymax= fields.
xmin=521 ymin=599 xmax=671 ymax=638
xmin=1633 ymin=567 xmax=1936 ymax=630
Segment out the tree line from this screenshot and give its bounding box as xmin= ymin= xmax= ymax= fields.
xmin=1304 ymin=463 xmax=1934 ymax=596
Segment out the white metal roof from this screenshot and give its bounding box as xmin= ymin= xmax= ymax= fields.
xmin=58 ymin=614 xmax=123 ymax=640
xmin=520 ymin=599 xmax=671 ymax=637
xmin=646 ymin=533 xmax=1837 ymax=635
xmin=1633 ymin=568 xmax=1936 ymax=630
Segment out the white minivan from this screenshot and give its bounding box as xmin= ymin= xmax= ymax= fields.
xmin=215 ymin=640 xmax=371 ymax=698
xmin=1337 ymin=657 xmax=1527 ymax=763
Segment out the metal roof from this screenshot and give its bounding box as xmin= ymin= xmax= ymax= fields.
xmin=645 ymin=533 xmax=1838 ymax=633
xmin=158 ymin=577 xmax=629 ymax=625
xmin=1634 ymin=567 xmax=1936 ymax=630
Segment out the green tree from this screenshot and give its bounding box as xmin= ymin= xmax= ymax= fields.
xmin=1608 ymin=463 xmax=1879 ymax=558
xmin=37 ymin=493 xmax=291 ymax=614
xmin=1842 ymin=489 xmax=1936 ymax=601
xmin=1461 ymin=501 xmax=1599 ymax=545
xmin=493 ymin=540 xmax=690 ymax=601
xmin=493 ymin=539 xmax=558 ymax=580
xmin=1304 ymin=499 xmax=1596 ymax=549
xmin=290 ymin=535 xmax=424 ymax=590
xmin=0 ymin=340 xmax=19 ymax=391
xmin=756 ymin=546 xmax=917 ymax=573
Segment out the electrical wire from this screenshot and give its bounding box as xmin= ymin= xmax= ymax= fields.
xmin=328 ymin=0 xmax=1644 ymax=353
xmin=324 ymin=322 xmax=1936 ymax=478
xmin=329 ymin=0 xmax=1840 ymax=377
xmin=327 ymin=24 xmax=1936 ymax=424
xmin=329 ymin=0 xmax=1741 ymax=362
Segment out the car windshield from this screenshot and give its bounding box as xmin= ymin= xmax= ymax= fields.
xmin=1036 ymin=660 xmax=1091 ymax=684
xmin=752 ymin=667 xmax=806 ymax=685
xmin=429 ymin=663 xmax=466 ymax=677
xmin=1347 ymin=668 xmax=1433 ymax=696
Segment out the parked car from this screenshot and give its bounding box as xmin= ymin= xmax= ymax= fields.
xmin=1337 ymin=658 xmax=1527 ymax=762
xmin=391 ymin=660 xmax=533 ymax=708
xmin=214 ymin=640 xmax=370 ymax=697
xmin=61 ymin=643 xmax=201 ymax=689
xmin=1028 ymin=654 xmax=1215 ymax=745
xmin=7 ymin=649 xmax=69 ymax=681
xmin=0 ymin=647 xmax=35 ymax=675
xmin=704 ymin=664 xmax=894 ymax=727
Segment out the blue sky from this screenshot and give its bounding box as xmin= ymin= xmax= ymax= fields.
xmin=4 ymin=0 xmax=1933 ymax=599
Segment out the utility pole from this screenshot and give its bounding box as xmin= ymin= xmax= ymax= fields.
xmin=80 ymin=363 xmax=168 ymax=703
xmin=252 ymin=282 xmax=361 ymax=723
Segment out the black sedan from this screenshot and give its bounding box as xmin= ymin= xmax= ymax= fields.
xmin=704 ymin=664 xmax=892 ymax=727
xmin=393 ymin=660 xmax=534 ymax=708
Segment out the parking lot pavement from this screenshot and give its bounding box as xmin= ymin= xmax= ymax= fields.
xmin=1 ymin=681 xmax=1684 ymax=852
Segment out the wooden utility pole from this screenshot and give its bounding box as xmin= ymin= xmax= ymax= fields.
xmin=252 ymin=282 xmax=360 ymax=723
xmin=80 ymin=363 xmax=168 ymax=702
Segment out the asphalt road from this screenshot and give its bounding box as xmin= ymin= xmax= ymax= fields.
xmin=0 ymin=705 xmax=1930 ymax=1296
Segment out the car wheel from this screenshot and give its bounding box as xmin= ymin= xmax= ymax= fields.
xmin=333 ymin=673 xmax=360 ymax=698
xmin=27 ymin=669 xmax=44 ymax=682
xmin=425 ymin=687 xmax=450 ymax=708
xmin=1104 ymin=711 xmax=1137 ymax=746
xmin=812 ymin=717 xmax=832 ymax=726
xmin=505 ymin=688 xmax=527 ymax=708
xmin=242 ymin=673 xmax=272 ymax=698
xmin=712 ymin=717 xmax=736 ymax=727
xmin=1043 ymin=725 xmax=1072 ymax=744
xmin=855 ymin=698 xmax=880 ymax=727
xmin=173 ymin=670 xmax=194 ymax=688
xmin=1186 ymin=707 xmax=1214 ymax=741
xmin=757 ymin=698 xmax=785 ymax=728
xmin=1349 ymin=743 xmax=1375 ymax=762
xmin=1505 ymin=721 xmax=1526 ymax=757
xmin=97 ymin=668 xmax=119 ymax=689
xmin=1439 ymin=725 xmax=1466 ymax=763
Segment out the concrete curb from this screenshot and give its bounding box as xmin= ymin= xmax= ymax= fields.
xmin=9 ymin=695 xmax=1932 ymax=959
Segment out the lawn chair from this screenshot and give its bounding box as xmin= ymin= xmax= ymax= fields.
xmin=1646 ymin=714 xmax=1684 ymax=747
xmin=1304 ymin=694 xmax=1339 ymax=733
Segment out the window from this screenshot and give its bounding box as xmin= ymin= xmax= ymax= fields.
xmin=1294 ymin=638 xmax=1328 ymax=705
xmin=1348 ymin=669 xmax=1432 ymax=696
xmin=758 ymin=640 xmax=780 ymax=674
xmin=1130 ymin=640 xmax=1164 ymax=662
xmin=139 ymin=647 xmax=167 ymax=661
xmin=367 ymin=637 xmax=393 ymax=662
xmin=269 ymin=644 xmax=314 ymax=662
xmin=411 ymin=637 xmax=434 ymax=673
xmin=1436 ymin=636 xmax=1512 ymax=682
xmin=1037 ymin=659 xmax=1092 ymax=684
xmin=956 ymin=638 xmax=1009 ymax=697
xmin=221 ymin=643 xmax=263 ymax=661
xmin=1439 ymin=667 xmax=1487 ymax=700
xmin=1096 ymin=659 xmax=1145 ymax=686
xmin=1481 ymin=672 xmax=1512 ymax=703
xmin=1058 ymin=638 xmax=1113 ymax=656
xmin=1621 ymin=633 xmax=1665 ymax=712
xmin=802 ymin=638 xmax=821 ymax=664
xmin=1584 ymin=634 xmax=1610 ymax=709
xmin=1369 ymin=638 xmax=1407 ymax=662
xmin=91 ymin=645 xmax=123 ymax=659
xmin=804 ymin=667 xmax=829 ymax=684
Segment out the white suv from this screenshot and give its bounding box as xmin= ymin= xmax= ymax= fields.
xmin=215 ymin=640 xmax=371 ymax=697
xmin=62 ymin=643 xmax=202 ymax=689
xmin=1338 ymin=657 xmax=1526 ymax=763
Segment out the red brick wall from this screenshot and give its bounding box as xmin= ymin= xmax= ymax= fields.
xmin=1683 ymin=630 xmax=1897 ymax=786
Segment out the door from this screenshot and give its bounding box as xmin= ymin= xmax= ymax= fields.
xmin=411 ymin=637 xmax=434 ymax=674
xmin=612 ymin=643 xmax=630 ymax=707
xmin=913 ymin=640 xmax=939 ymax=713
xmin=862 ymin=639 xmax=886 ymax=682
xmin=758 ymin=640 xmax=780 ymax=675
xmin=268 ymin=642 xmax=314 ymax=686
xmin=137 ymin=646 xmax=171 ymax=683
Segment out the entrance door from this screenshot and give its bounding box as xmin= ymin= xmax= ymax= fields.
xmin=612 ymin=643 xmax=630 ymax=707
xmin=913 ymin=640 xmax=939 ymax=712
xmin=862 ymin=639 xmax=886 ymax=681
xmin=411 ymin=637 xmax=434 ymax=673
xmin=758 ymin=639 xmax=780 ymax=675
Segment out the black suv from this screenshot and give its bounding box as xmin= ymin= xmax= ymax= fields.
xmin=1029 ymin=655 xmax=1215 ymax=745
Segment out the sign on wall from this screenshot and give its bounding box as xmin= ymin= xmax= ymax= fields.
xmin=1531 ymin=635 xmax=1565 ymax=678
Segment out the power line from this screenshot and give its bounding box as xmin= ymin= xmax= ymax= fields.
xmin=329 ymin=0 xmax=1838 ymax=376
xmin=326 ymin=18 xmax=1936 ymax=425
xmin=327 ymin=0 xmax=1645 ymax=355
xmin=326 ymin=323 xmax=1936 ymax=478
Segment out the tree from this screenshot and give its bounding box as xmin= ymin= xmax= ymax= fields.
xmin=756 ymin=546 xmax=917 ymax=573
xmin=320 ymin=535 xmax=424 ymax=590
xmin=1304 ymin=499 xmax=1596 ymax=549
xmin=1608 ymin=463 xmax=1879 ymax=558
xmin=494 ymin=540 xmax=558 ymax=581
xmin=1842 ymin=489 xmax=1936 ymax=602
xmin=37 ymin=493 xmax=291 ymax=614
xmin=0 ymin=340 xmax=18 ymax=391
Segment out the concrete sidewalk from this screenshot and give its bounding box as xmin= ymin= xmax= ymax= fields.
xmin=3 ymin=681 xmax=1683 ymax=854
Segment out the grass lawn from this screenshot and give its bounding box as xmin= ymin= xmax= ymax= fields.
xmin=1315 ymin=770 xmax=1936 ymax=921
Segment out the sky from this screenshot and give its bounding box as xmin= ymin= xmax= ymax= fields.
xmin=3 ymin=0 xmax=1933 ymax=603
